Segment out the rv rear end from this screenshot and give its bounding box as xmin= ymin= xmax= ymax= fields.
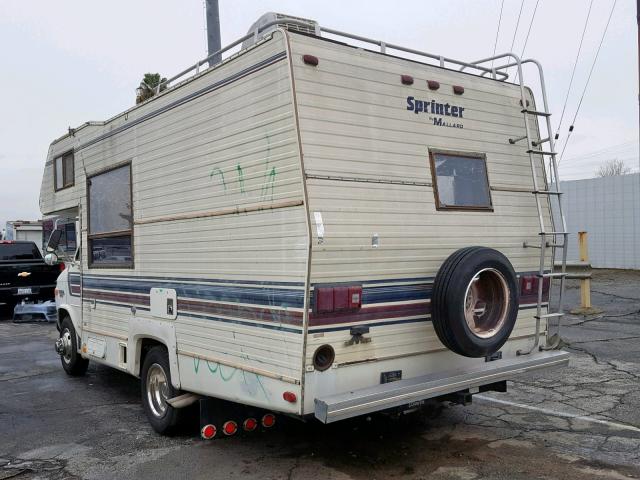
xmin=286 ymin=32 xmax=568 ymax=422
xmin=40 ymin=14 xmax=568 ymax=436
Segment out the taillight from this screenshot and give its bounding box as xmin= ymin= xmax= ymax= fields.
xmin=282 ymin=391 xmax=297 ymax=403
xmin=261 ymin=413 xmax=276 ymax=428
xmin=243 ymin=418 xmax=258 ymax=432
xmin=314 ymin=285 xmax=362 ymax=314
xmin=222 ymin=420 xmax=238 ymax=436
xmin=520 ymin=275 xmax=551 ymax=296
xmin=59 ymin=262 xmax=66 ymax=272
xmin=201 ymin=424 xmax=217 ymax=439
xmin=520 ymin=275 xmax=538 ymax=296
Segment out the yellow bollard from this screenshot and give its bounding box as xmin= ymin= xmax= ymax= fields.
xmin=570 ymin=231 xmax=602 ymax=316
xmin=578 ymin=231 xmax=591 ymax=309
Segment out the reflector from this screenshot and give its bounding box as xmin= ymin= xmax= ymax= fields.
xmin=282 ymin=391 xmax=297 ymax=403
xmin=261 ymin=413 xmax=276 ymax=428
xmin=243 ymin=418 xmax=258 ymax=431
xmin=201 ymin=424 xmax=217 ymax=439
xmin=222 ymin=420 xmax=238 ymax=436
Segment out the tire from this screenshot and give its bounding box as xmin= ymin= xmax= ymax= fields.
xmin=140 ymin=346 xmax=184 ymax=435
xmin=59 ymin=316 xmax=89 ymax=376
xmin=431 ymin=247 xmax=519 ymax=358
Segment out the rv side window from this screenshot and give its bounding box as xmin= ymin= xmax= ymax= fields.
xmin=429 ymin=151 xmax=493 ymax=211
xmin=87 ymin=164 xmax=133 ymax=268
xmin=54 ymin=151 xmax=75 ymax=191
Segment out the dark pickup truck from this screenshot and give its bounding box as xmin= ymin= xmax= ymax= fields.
xmin=0 ymin=241 xmax=60 ymax=308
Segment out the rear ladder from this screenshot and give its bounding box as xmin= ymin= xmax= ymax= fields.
xmin=462 ymin=55 xmax=569 ymax=354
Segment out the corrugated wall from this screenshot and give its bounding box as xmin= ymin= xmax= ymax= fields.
xmin=557 ymin=173 xmax=640 ymax=269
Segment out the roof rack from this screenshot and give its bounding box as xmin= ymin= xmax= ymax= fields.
xmin=156 ymin=16 xmax=510 ymax=94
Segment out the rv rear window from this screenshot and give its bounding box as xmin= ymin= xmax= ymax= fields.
xmin=87 ymin=163 xmax=133 ymax=268
xmin=54 ymin=151 xmax=75 ymax=191
xmin=429 ymin=151 xmax=493 ymax=211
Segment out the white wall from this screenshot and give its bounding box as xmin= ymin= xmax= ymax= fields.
xmin=557 ymin=173 xmax=640 ymax=269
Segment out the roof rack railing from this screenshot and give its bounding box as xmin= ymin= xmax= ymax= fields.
xmin=155 ymin=17 xmax=510 ymax=94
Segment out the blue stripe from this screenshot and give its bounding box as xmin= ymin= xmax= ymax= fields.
xmin=81 ymin=276 xmax=304 ymax=308
xmin=362 ymin=284 xmax=432 ymax=304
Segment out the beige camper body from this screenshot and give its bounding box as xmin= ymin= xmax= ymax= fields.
xmin=41 ymin=15 xmax=568 ymax=427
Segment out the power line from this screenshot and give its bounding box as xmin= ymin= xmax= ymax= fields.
xmin=520 ymin=0 xmax=541 ymax=59
xmin=511 ymin=0 xmax=541 ymax=83
xmin=509 ymin=0 xmax=526 ymax=52
xmin=561 ymin=140 xmax=638 ymax=164
xmin=506 ymin=0 xmax=526 ymax=78
xmin=559 ymin=0 xmax=618 ymax=163
xmin=491 ymin=0 xmax=506 ymax=69
xmin=554 ymin=0 xmax=595 ymax=141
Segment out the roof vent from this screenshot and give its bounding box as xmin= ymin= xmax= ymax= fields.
xmin=242 ymin=12 xmax=319 ymax=49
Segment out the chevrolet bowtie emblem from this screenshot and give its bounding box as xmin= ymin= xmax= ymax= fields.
xmin=17 ymin=272 xmax=31 ymax=278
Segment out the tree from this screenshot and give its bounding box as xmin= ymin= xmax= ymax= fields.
xmin=595 ymin=159 xmax=631 ymax=177
xmin=136 ymin=73 xmax=167 ymax=104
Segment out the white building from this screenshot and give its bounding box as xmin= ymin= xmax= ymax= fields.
xmin=559 ymin=173 xmax=640 ymax=269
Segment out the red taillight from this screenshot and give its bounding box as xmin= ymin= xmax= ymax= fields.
xmin=243 ymin=418 xmax=258 ymax=432
xmin=314 ymin=285 xmax=362 ymax=314
xmin=0 ymin=240 xmax=14 ymax=244
xmin=282 ymin=391 xmax=297 ymax=403
xmin=401 ymin=74 xmax=414 ymax=85
xmin=201 ymin=424 xmax=217 ymax=439
xmin=453 ymin=85 xmax=465 ymax=95
xmin=303 ymin=54 xmax=319 ymax=66
xmin=261 ymin=413 xmax=276 ymax=428
xmin=520 ymin=275 xmax=538 ymax=296
xmin=520 ymin=275 xmax=550 ymax=296
xmin=427 ymin=80 xmax=440 ymax=90
xmin=59 ymin=262 xmax=66 ymax=272
xmin=222 ymin=420 xmax=238 ymax=436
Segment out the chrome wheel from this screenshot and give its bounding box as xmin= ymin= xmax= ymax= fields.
xmin=146 ymin=363 xmax=170 ymax=418
xmin=464 ymin=268 xmax=510 ymax=339
xmin=58 ymin=328 xmax=73 ymax=365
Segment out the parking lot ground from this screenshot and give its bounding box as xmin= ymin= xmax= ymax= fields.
xmin=1 ymin=269 xmax=639 ymax=479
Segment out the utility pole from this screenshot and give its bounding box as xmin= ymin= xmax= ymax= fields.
xmin=206 ymin=0 xmax=222 ymax=67
xmin=637 ymin=0 xmax=640 ymax=177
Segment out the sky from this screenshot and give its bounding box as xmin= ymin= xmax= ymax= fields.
xmin=0 ymin=0 xmax=637 ymax=226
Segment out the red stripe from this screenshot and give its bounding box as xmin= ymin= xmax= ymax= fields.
xmin=309 ymin=302 xmax=431 ymax=327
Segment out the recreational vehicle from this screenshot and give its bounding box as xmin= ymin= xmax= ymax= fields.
xmin=40 ymin=13 xmax=569 ymax=437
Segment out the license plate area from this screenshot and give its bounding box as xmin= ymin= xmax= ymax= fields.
xmin=380 ymin=370 xmax=402 ymax=384
xmin=17 ymin=288 xmax=32 ymax=295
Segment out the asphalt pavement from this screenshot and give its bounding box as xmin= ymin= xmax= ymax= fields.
xmin=1 ymin=270 xmax=639 ymax=479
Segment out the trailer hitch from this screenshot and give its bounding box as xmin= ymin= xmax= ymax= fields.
xmin=345 ymin=325 xmax=372 ymax=346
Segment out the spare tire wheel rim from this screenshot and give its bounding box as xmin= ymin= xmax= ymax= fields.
xmin=463 ymin=268 xmax=510 ymax=339
xmin=146 ymin=363 xmax=170 ymax=418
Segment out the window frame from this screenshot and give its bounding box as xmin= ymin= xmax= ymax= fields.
xmin=53 ymin=150 xmax=75 ymax=191
xmin=86 ymin=162 xmax=134 ymax=269
xmin=428 ymin=149 xmax=494 ymax=212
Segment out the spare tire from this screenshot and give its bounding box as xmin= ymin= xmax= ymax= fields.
xmin=432 ymin=247 xmax=519 ymax=358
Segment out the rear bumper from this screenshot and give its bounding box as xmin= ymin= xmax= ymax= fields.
xmin=314 ymin=350 xmax=569 ymax=423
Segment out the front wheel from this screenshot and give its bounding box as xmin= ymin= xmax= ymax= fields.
xmin=57 ymin=316 xmax=89 ymax=376
xmin=140 ymin=346 xmax=184 ymax=435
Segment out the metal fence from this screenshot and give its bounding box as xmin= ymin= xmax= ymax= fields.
xmin=554 ymin=173 xmax=640 ymax=269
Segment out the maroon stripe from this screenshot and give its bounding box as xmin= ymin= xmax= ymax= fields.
xmin=84 ymin=289 xmax=150 ymax=306
xmin=309 ymin=302 xmax=431 ymax=327
xmin=83 ymin=289 xmax=303 ymax=327
xmin=178 ymin=298 xmax=303 ymax=327
xmin=519 ymin=292 xmax=550 ymax=305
